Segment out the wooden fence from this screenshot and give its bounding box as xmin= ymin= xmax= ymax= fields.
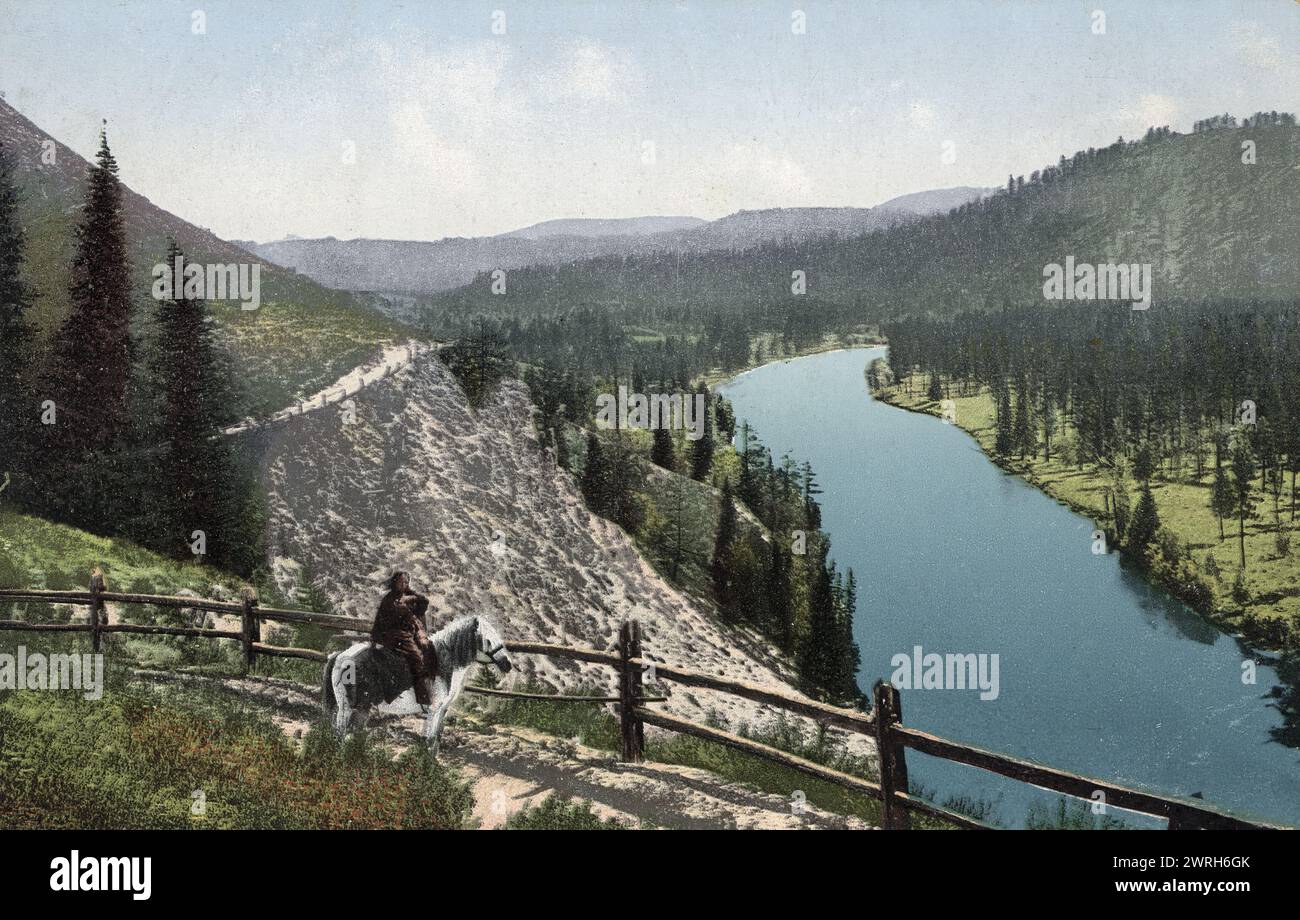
xmin=0 ymin=576 xmax=1284 ymax=830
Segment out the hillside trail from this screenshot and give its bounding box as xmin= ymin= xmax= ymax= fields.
xmin=222 ymin=340 xmax=427 ymax=436
xmin=136 ymin=669 xmax=870 ymax=830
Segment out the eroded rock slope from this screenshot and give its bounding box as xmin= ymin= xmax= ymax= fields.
xmin=262 ymin=355 xmax=816 ymax=730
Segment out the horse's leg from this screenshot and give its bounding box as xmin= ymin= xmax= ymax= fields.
xmin=425 ymin=675 xmax=452 ymax=756
xmin=332 ymin=667 xmax=353 ymax=737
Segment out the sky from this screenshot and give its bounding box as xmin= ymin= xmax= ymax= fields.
xmin=1 ymin=0 xmax=1296 ymax=242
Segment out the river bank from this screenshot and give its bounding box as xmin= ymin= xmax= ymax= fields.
xmin=872 ymin=369 xmax=1300 ymax=654
xmin=696 ymin=332 xmax=885 ymax=389
xmin=721 ymin=346 xmax=1299 ymax=828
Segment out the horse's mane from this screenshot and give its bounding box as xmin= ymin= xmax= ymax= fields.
xmin=432 ymin=615 xmax=480 ymax=669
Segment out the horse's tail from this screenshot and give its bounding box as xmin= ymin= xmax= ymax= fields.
xmin=322 ymin=651 xmax=340 ymax=713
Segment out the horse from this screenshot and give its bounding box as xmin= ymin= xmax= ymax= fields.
xmin=322 ymin=615 xmax=512 ymax=757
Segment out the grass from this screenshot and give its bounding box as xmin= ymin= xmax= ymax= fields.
xmin=877 ymin=373 xmax=1300 ymax=649
xmin=505 ymin=794 xmax=631 ymax=829
xmin=0 ymin=507 xmax=242 ymax=604
xmin=0 ymin=506 xmax=353 ymax=683
xmin=0 ymin=637 xmax=473 ymax=829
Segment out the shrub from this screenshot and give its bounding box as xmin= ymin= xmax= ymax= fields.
xmin=506 ymin=794 xmax=628 ymax=830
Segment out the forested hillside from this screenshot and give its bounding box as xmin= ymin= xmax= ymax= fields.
xmin=429 ymin=114 xmax=1299 ymax=324
xmin=880 ymin=297 xmax=1300 ymax=649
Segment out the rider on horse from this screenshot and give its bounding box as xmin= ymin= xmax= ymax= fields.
xmin=371 ymin=571 xmax=435 ymax=708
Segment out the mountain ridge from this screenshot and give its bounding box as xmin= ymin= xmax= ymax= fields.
xmin=235 ymin=187 xmax=991 ymax=296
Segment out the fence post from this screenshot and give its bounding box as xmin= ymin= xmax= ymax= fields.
xmin=88 ymin=569 xmax=106 ymax=652
xmin=618 ymin=619 xmax=644 ymax=763
xmin=241 ymin=587 xmax=260 ymax=669
xmin=873 ymin=679 xmax=911 ymax=829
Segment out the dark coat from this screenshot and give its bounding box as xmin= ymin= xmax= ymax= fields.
xmin=371 ymin=589 xmax=431 ymax=647
xmin=371 ymin=589 xmax=435 ymax=704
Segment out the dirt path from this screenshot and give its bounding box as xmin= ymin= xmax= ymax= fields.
xmin=135 ymin=670 xmax=870 ymax=830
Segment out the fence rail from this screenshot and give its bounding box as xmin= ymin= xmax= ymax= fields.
xmin=0 ymin=578 xmax=1284 ymax=830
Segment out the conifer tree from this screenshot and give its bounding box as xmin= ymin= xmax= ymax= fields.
xmin=765 ymin=539 xmax=795 ymax=651
xmin=713 ymin=394 xmax=735 ymax=443
xmin=441 ymin=317 xmax=511 ymax=406
xmin=994 ymin=387 xmax=1014 ymax=457
xmin=1127 ymin=481 xmax=1161 ymax=555
xmin=1230 ymin=436 xmax=1258 ymax=569
xmin=650 ymin=424 xmax=675 ymax=471
xmin=799 ymin=543 xmax=846 ymax=700
xmin=1210 ymin=462 xmax=1234 ymax=541
xmin=0 ymin=141 xmax=35 ymax=496
xmin=152 ymin=242 xmax=239 ymax=561
xmin=710 ymin=478 xmax=738 ymax=612
xmin=1013 ymin=384 xmax=1034 ymax=459
xmin=40 ymin=125 xmax=133 ymax=526
xmin=690 ymin=382 xmax=715 ymax=481
xmin=580 ymin=432 xmax=610 ymax=516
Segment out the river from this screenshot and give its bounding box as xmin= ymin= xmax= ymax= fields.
xmin=719 ymin=346 xmax=1300 ymax=828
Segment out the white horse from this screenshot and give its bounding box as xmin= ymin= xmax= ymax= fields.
xmin=322 ymin=615 xmax=512 ymax=757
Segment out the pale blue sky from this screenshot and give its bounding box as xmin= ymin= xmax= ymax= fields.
xmin=1 ymin=0 xmax=1295 ymax=241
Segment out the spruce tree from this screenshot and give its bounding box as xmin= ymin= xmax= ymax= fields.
xmin=1230 ymin=436 xmax=1258 ymax=569
xmin=40 ymin=125 xmax=133 ymax=527
xmin=798 ymin=544 xmax=843 ymax=700
xmin=710 ymin=478 xmax=738 ymax=612
xmin=766 ymin=539 xmax=795 ymax=651
xmin=994 ymin=386 xmax=1014 ymax=457
xmin=1210 ymin=462 xmax=1234 ymax=541
xmin=713 ymin=394 xmax=735 ymax=442
xmin=650 ymin=424 xmax=675 ymax=471
xmin=690 ymin=382 xmax=715 ymax=481
xmin=1013 ymin=385 xmax=1034 ymax=459
xmin=152 ymin=242 xmax=239 ymax=561
xmin=580 ymin=432 xmax=610 ymax=516
xmin=838 ymin=568 xmax=862 ymax=701
xmin=441 ymin=317 xmax=510 ymax=406
xmin=1126 ymin=481 xmax=1161 ymax=556
xmin=926 ymin=372 xmax=942 ymax=402
xmin=0 ymin=141 xmax=35 ymax=497
xmin=604 ymin=432 xmax=647 ymax=533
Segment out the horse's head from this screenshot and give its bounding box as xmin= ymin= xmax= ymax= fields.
xmin=474 ymin=618 xmax=512 ymax=673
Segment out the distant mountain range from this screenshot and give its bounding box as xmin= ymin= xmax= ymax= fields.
xmin=235 ymin=187 xmax=992 ymax=295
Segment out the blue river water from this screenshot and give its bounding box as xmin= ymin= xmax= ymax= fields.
xmin=720 ymin=346 xmax=1300 ymax=828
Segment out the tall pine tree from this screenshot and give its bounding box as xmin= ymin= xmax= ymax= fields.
xmin=151 ymin=242 xmax=240 ymax=562
xmin=40 ymin=125 xmax=133 ymax=527
xmin=0 ymin=141 xmax=35 ymax=498
xmin=689 ymin=382 xmax=715 ymax=481
xmin=710 ymin=478 xmax=738 ymax=615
